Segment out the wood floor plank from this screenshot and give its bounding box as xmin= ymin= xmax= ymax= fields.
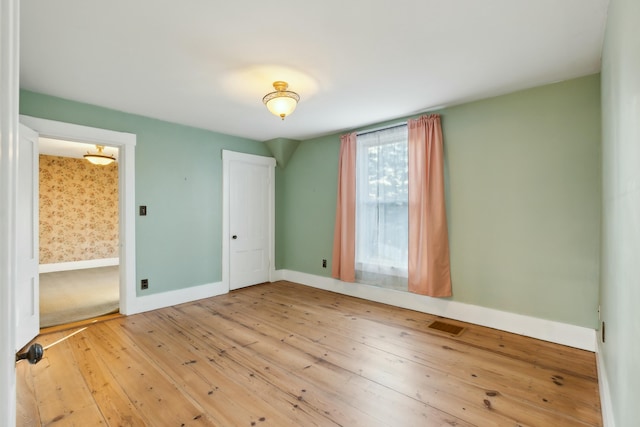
xmin=29 ymin=337 xmax=107 ymax=426
xmin=201 ymin=288 xmax=595 ymax=426
xmin=15 ymin=361 xmax=41 ymax=427
xmin=119 ymin=310 xmax=335 ymax=427
xmin=154 ymin=304 xmax=433 ymax=426
xmin=233 ymin=284 xmax=602 ymax=425
xmin=86 ymin=321 xmax=218 ymax=426
xmin=17 ymin=281 xmax=602 ymax=427
xmin=66 ymin=332 xmax=148 ymax=426
xmin=178 ymin=300 xmax=501 ymax=426
xmin=256 ymin=284 xmax=600 ymax=403
xmin=260 ymin=282 xmax=598 ymax=379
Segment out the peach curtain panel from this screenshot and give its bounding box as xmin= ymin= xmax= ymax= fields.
xmin=408 ymin=114 xmax=452 ymax=297
xmin=331 ymin=132 xmax=357 ymax=282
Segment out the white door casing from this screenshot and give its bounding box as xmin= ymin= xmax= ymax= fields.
xmin=15 ymin=124 xmax=39 ymax=351
xmin=222 ymin=150 xmax=275 ymax=291
xmin=19 ymin=115 xmax=138 ymax=314
xmin=1 ymin=1 xmax=20 ymax=425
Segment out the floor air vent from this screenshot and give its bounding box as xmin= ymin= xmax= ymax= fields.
xmin=427 ymin=320 xmax=465 ymax=337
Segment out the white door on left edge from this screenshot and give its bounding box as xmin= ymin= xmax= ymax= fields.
xmin=15 ymin=124 xmax=40 ymax=351
xmin=225 ymin=151 xmax=275 ymax=290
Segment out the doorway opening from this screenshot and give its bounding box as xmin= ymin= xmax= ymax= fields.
xmin=38 ymin=138 xmax=120 ymax=328
xmin=20 ymin=114 xmax=137 ymax=333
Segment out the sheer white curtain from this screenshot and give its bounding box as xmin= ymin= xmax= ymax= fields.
xmin=355 ymin=125 xmax=408 ymax=290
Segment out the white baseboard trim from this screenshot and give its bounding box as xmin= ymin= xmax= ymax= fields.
xmin=39 ymin=257 xmax=119 ymax=273
xmin=127 ymin=281 xmax=228 ymax=315
xmin=596 ymin=339 xmax=616 ymax=427
xmin=271 ymin=269 xmax=285 ymax=282
xmin=278 ymin=269 xmax=597 ymax=352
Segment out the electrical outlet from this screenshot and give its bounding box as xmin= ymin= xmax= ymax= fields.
xmin=322 ymin=259 xmax=327 ymax=268
xmin=140 ymin=205 xmax=147 ymax=216
xmin=141 ymin=279 xmax=149 ymax=290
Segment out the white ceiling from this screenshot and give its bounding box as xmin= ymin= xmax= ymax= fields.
xmin=20 ymin=0 xmax=609 ymax=142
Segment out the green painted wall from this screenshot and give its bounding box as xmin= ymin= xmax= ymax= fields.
xmin=20 ymin=90 xmax=271 ymax=296
xmin=265 ymin=138 xmax=300 ymax=168
xmin=21 ymin=74 xmax=602 ymax=331
xmin=444 ymin=75 xmax=601 ymax=328
xmin=278 ymin=74 xmax=601 ymax=329
xmin=600 ymin=0 xmax=640 ymax=424
xmin=277 ymin=133 xmax=341 ymax=275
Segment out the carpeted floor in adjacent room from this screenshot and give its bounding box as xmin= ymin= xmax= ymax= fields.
xmin=39 ymin=266 xmax=119 ymax=328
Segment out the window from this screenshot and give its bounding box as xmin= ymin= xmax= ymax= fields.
xmin=355 ymin=125 xmax=408 ymax=290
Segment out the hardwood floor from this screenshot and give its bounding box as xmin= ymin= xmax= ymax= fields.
xmin=16 ymin=281 xmax=602 ymax=426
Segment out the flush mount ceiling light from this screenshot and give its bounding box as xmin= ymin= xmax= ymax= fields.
xmin=262 ymin=81 xmax=300 ymax=120
xmin=84 ymin=145 xmax=115 ymax=165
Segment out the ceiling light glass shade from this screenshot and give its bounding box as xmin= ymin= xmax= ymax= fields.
xmin=84 ymin=145 xmax=115 ymax=165
xmin=262 ymin=81 xmax=300 ymax=120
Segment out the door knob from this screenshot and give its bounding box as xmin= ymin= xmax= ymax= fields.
xmin=232 ymin=235 xmax=238 ymax=239
xmin=16 ymin=343 xmax=44 ymax=364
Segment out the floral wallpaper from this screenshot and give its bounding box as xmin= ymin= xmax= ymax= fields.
xmin=39 ymin=155 xmax=119 ymax=264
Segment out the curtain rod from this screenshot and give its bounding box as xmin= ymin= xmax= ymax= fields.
xmin=356 ymin=122 xmax=407 ymax=137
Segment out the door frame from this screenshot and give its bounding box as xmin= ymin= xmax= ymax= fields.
xmin=1 ymin=0 xmax=20 ymax=424
xmin=221 ymin=150 xmax=276 ymax=290
xmin=19 ymin=115 xmax=138 ymax=315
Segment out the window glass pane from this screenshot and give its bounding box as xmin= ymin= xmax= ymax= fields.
xmin=355 ymin=125 xmax=408 ymax=290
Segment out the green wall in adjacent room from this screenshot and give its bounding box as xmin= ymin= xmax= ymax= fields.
xmin=600 ymin=0 xmax=640 ymax=424
xmin=277 ymin=74 xmax=601 ymax=329
xmin=20 ymin=90 xmax=271 ymax=296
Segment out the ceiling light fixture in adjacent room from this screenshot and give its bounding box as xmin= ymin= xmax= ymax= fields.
xmin=84 ymin=145 xmax=115 ymax=165
xmin=262 ymin=81 xmax=300 ymax=120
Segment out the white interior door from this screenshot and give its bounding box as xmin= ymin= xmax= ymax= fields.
xmin=223 ymin=151 xmax=275 ymax=290
xmin=15 ymin=124 xmax=40 ymax=351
